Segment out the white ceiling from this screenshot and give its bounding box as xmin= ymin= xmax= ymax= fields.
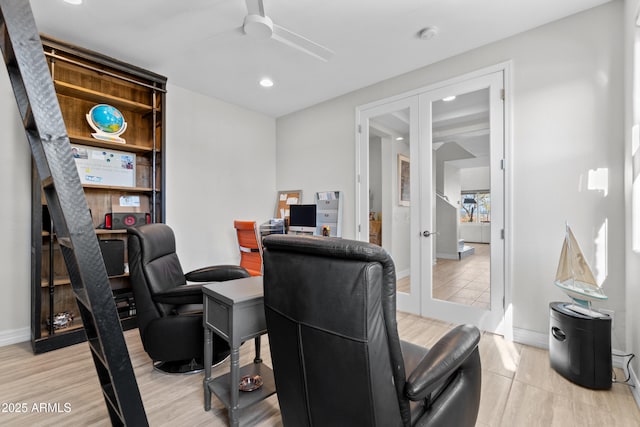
xmin=30 ymin=0 xmax=611 ymax=118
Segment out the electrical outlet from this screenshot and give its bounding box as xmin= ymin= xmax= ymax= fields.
xmin=600 ymin=308 xmax=614 ymax=330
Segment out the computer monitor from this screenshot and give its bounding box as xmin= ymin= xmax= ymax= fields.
xmin=288 ymin=204 xmax=317 ymax=234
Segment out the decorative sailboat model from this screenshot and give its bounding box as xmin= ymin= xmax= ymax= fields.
xmin=554 ymin=223 xmax=608 ymax=317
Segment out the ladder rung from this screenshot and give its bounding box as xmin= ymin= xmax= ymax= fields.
xmin=75 ymin=297 xmax=108 ymax=367
xmin=0 ymin=20 xmax=7 ymax=62
xmin=40 ymin=175 xmax=54 ymax=188
xmin=88 ymin=337 xmax=107 ymax=368
xmin=73 ymin=288 xmax=90 ymax=309
xmin=89 ymin=350 xmax=125 ymax=426
xmin=57 ymin=236 xmax=73 ymax=248
xmin=102 ymin=384 xmax=124 ymax=425
xmin=22 ymin=104 xmax=35 ymax=130
xmin=0 ymin=22 xmax=11 ymax=67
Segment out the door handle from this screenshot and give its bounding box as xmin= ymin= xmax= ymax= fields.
xmin=422 ymin=230 xmax=438 ymax=237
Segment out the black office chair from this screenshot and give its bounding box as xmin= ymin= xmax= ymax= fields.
xmin=263 ymin=234 xmax=482 ymax=426
xmin=127 ymin=223 xmax=250 ymax=373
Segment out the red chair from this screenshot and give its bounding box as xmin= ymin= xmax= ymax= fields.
xmin=234 ymin=220 xmax=263 ymax=276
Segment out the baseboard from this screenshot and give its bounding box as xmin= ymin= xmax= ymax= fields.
xmin=514 ymin=327 xmax=628 ymax=363
xmin=512 ymin=327 xmax=548 ymax=349
xmin=396 ymin=268 xmax=410 ymax=279
xmin=435 ymin=252 xmax=458 ymax=260
xmin=0 ymin=327 xmax=30 ymax=347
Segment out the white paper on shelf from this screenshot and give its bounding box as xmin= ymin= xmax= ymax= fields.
xmin=119 ymin=195 xmax=140 ymax=207
xmin=317 ymin=191 xmax=337 ymax=200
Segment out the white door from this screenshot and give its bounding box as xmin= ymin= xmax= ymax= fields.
xmin=357 ymin=69 xmax=506 ymax=333
xmin=357 ymin=96 xmax=421 ymax=314
xmin=420 ymin=71 xmax=505 ymax=333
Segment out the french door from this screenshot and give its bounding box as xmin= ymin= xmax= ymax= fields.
xmin=357 ymin=69 xmax=506 ymax=333
xmin=358 ymin=96 xmax=422 ymax=313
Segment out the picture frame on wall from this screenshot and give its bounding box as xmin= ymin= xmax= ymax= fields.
xmin=398 ymin=154 xmax=410 ymax=206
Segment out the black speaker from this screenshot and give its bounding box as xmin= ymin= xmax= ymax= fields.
xmin=105 ymin=212 xmax=151 ymax=230
xmin=99 ymin=239 xmax=125 ymax=277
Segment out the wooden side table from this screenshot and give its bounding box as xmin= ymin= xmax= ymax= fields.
xmin=202 ymin=276 xmax=276 ymax=426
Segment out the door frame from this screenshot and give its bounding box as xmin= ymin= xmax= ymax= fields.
xmin=355 ymin=62 xmax=513 ymax=337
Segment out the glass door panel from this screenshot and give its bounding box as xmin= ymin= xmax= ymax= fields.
xmin=359 ymin=97 xmax=421 ymax=314
xmin=420 ymin=71 xmax=505 ymax=333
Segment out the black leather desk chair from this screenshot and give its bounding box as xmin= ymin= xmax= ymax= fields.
xmin=263 ymin=234 xmax=481 ymax=426
xmin=128 ymin=223 xmax=250 ymax=373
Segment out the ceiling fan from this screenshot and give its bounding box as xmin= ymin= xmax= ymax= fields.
xmin=235 ymin=0 xmax=334 ymax=62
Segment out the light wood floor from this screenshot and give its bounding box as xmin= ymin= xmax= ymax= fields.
xmin=0 ymin=314 xmax=638 ymax=426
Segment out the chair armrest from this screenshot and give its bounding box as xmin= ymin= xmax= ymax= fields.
xmin=185 ymin=265 xmax=250 ymax=282
xmin=152 ymin=284 xmax=203 ymax=305
xmin=405 ymin=324 xmax=481 ymax=401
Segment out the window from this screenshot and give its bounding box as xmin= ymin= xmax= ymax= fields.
xmin=460 ymin=191 xmax=490 ymax=223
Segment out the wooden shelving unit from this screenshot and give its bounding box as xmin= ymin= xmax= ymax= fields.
xmin=31 ymin=35 xmax=167 ymax=353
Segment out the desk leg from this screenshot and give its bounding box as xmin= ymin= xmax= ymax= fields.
xmin=229 ymin=345 xmax=240 ymax=427
xmin=254 ymin=336 xmax=262 ymax=364
xmin=203 ymin=328 xmax=212 ymax=411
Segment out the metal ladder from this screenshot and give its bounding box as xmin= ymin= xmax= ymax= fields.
xmin=0 ymin=1 xmax=148 ymax=425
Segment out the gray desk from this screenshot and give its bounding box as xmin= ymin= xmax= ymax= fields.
xmin=202 ymin=276 xmax=276 ymax=426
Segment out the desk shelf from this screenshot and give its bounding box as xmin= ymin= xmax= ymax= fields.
xmin=208 ymin=363 xmax=276 ymax=411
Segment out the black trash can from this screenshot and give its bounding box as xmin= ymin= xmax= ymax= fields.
xmin=549 ymin=302 xmax=612 ymax=389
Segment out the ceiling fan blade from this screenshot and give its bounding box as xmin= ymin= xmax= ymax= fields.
xmin=272 ymin=24 xmax=333 ymax=62
xmin=245 ymin=0 xmax=265 ymax=16
xmin=186 ymin=25 xmax=244 ymax=55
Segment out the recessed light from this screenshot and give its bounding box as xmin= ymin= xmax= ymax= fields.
xmin=259 ymin=78 xmax=274 ymax=88
xmin=418 ymin=26 xmax=439 ymax=40
xmin=64 ymin=0 xmax=83 ymax=5
xmin=395 ymin=137 xmax=404 ymax=141
xmin=442 ymin=95 xmax=456 ymax=102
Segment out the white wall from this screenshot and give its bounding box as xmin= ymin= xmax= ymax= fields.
xmin=165 ymin=84 xmax=276 ymax=272
xmin=511 ymin=2 xmax=624 ymax=342
xmin=436 ymin=195 xmax=459 ymax=258
xmin=461 ymin=166 xmax=490 ymax=192
xmin=0 ymin=77 xmax=276 ymax=345
xmin=624 ymin=0 xmax=640 ymax=393
xmin=443 ymin=163 xmax=462 ymax=205
xmin=368 ymin=136 xmax=382 ymax=215
xmin=0 ymin=63 xmax=33 ymax=345
xmin=276 ymin=2 xmax=625 ymax=340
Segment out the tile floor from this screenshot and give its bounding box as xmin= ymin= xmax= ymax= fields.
xmin=397 ymin=243 xmax=491 ymax=309
xmin=433 ymin=243 xmax=491 ymax=308
xmin=396 ymin=312 xmax=640 ymax=427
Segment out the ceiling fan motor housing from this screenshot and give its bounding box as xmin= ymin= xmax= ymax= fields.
xmin=243 ymin=14 xmax=274 ymax=38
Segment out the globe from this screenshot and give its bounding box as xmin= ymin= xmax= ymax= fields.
xmin=88 ymin=104 xmax=125 ymax=134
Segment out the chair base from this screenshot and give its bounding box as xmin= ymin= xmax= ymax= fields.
xmin=152 ymin=352 xmax=231 ymax=375
xmin=153 ymin=358 xmax=204 ymax=374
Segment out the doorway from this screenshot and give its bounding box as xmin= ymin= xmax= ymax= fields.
xmin=356 ymin=67 xmax=508 ymax=333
